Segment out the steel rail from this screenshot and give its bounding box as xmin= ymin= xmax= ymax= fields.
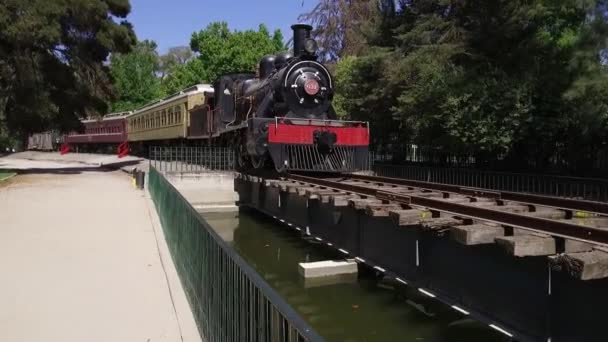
xmin=349 ymin=174 xmax=608 ymax=215
xmin=288 ymin=174 xmax=608 ymax=247
xmin=498 ymin=191 xmax=608 ymax=216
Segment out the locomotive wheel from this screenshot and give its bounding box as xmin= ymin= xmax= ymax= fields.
xmin=274 ymin=162 xmax=287 ymax=173
xmin=251 ymin=154 xmax=266 ymax=169
xmin=236 ymin=150 xmax=246 ymax=170
xmin=231 ymin=131 xmax=251 ymax=172
xmin=272 ymin=152 xmax=287 ymax=173
xmin=235 ymin=145 xmax=251 ymax=171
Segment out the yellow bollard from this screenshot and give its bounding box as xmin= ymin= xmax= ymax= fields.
xmin=574 ymin=211 xmax=593 ymax=218
xmin=132 ymin=169 xmax=138 ymax=189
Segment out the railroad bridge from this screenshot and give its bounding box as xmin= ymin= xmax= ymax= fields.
xmin=10 ymin=148 xmax=604 ymax=341
xmin=234 ymin=171 xmax=608 ymax=342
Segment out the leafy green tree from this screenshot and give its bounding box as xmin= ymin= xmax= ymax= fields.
xmin=190 ymin=22 xmax=285 ymax=82
xmin=159 ymin=46 xmax=194 ymax=81
xmin=334 ymin=53 xmax=400 ymax=152
xmin=334 ymin=0 xmax=608 ymax=173
xmin=332 ymin=56 xmax=355 ymax=118
xmin=110 ymin=40 xmax=165 ymax=112
xmin=161 ymin=58 xmax=207 ymax=94
xmin=0 ymin=0 xmax=136 ymax=138
xmin=0 ymin=129 xmax=17 ymax=151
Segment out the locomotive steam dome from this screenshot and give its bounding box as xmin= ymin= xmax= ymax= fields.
xmin=274 ymin=52 xmax=293 ymax=69
xmin=259 ymin=55 xmax=276 ymax=78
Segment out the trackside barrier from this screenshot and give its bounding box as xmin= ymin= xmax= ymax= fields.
xmin=117 ymin=141 xmax=129 ymax=158
xmin=60 ymin=143 xmax=70 ymax=155
xmin=374 ymin=164 xmax=608 ymax=202
xmin=149 ymin=146 xmax=235 ymax=173
xmin=148 ymin=167 xmax=323 ymax=342
xmin=131 ymin=170 xmax=145 ymax=190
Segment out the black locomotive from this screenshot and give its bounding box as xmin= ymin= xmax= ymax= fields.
xmin=212 ymin=24 xmax=369 ymax=172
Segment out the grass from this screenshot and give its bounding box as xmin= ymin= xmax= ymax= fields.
xmin=0 ymin=171 xmax=15 ymax=182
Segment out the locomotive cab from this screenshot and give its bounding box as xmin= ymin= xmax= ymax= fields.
xmin=213 ymin=73 xmax=256 ymax=129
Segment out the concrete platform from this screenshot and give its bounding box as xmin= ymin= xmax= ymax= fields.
xmin=300 ymin=273 xmax=358 ymax=289
xmin=165 ymin=172 xmax=238 ymax=213
xmin=0 ymin=171 xmax=200 ymax=342
xmin=200 ymin=212 xmax=239 ymax=243
xmin=298 ymin=260 xmax=358 ymax=278
xmin=0 ymin=151 xmax=142 ymax=171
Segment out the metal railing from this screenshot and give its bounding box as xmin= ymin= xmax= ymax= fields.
xmin=371 ymin=145 xmax=608 ymax=176
xmin=373 ymin=164 xmax=608 ymax=202
xmin=149 ymin=146 xmax=235 ymax=173
xmin=148 ymin=167 xmax=323 ymax=342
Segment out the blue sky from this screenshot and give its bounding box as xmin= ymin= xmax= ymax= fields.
xmin=127 ymin=0 xmax=318 ymax=53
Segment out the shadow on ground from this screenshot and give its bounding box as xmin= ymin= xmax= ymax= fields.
xmin=0 ymin=160 xmax=141 ymax=175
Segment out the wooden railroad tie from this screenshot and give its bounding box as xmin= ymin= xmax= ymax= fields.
xmin=550 ymin=250 xmax=608 ymax=280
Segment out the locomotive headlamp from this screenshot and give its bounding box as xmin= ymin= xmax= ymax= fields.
xmin=304 ymin=38 xmax=318 ymax=55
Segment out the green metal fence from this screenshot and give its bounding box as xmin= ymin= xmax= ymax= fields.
xmin=148 ymin=167 xmax=322 ymax=342
xmin=149 ymin=146 xmax=235 ymax=173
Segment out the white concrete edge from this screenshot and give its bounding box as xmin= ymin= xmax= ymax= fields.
xmin=143 ymin=188 xmax=204 ymax=342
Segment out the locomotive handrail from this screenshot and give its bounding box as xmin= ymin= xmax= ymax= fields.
xmin=66 ymin=133 xmax=124 ymax=137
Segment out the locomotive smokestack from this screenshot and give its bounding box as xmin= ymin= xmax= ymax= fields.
xmin=291 ymin=24 xmax=313 ymax=57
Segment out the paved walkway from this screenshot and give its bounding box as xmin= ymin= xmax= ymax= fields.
xmin=0 ymin=170 xmax=201 ymax=342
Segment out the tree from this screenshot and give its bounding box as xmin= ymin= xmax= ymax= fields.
xmin=333 ymin=53 xmax=400 ymax=151
xmin=110 ymin=40 xmax=165 ymax=112
xmin=298 ymin=0 xmax=394 ymax=60
xmin=161 ymin=58 xmax=207 ymax=95
xmin=159 ymin=46 xmax=194 ymax=81
xmin=190 ymin=22 xmax=285 ymax=82
xmin=335 ymin=0 xmax=608 ymax=173
xmin=0 ymin=0 xmax=136 ymax=138
xmin=161 ymin=23 xmax=285 ymax=94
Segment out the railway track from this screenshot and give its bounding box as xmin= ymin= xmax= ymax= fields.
xmin=349 ymin=174 xmax=608 ymax=215
xmin=280 ymin=173 xmax=608 ymax=249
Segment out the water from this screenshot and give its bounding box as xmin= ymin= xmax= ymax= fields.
xmin=204 ymin=209 xmax=511 ymax=342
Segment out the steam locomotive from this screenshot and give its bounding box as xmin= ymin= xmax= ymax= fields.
xmin=211 ymin=24 xmax=370 ymax=172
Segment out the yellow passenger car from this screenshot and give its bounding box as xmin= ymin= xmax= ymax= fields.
xmin=127 ymin=84 xmax=213 ymax=142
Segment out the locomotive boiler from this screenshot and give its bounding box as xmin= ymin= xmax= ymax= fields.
xmin=212 ymin=24 xmax=370 ymax=172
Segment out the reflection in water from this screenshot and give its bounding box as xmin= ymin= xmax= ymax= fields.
xmin=208 ymin=209 xmax=511 ymax=342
